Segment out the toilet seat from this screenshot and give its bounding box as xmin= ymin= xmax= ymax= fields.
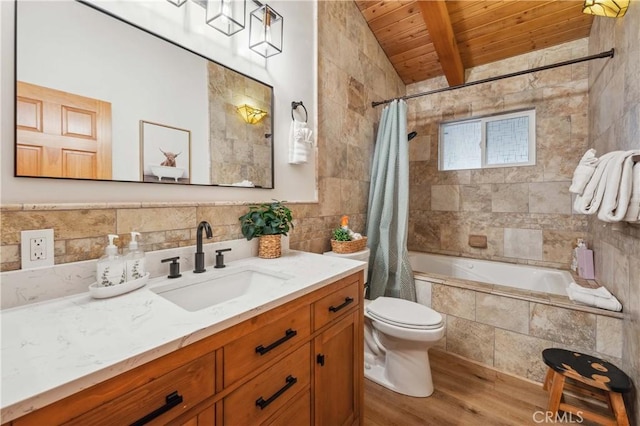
xmin=366 ymin=297 xmax=443 ymax=330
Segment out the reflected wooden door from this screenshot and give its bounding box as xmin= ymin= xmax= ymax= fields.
xmin=16 ymin=81 xmax=112 ymax=179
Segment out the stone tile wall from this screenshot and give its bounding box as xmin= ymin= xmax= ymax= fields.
xmin=208 ymin=62 xmax=272 ymax=188
xmin=417 ymin=277 xmax=624 ymax=384
xmin=406 ymin=39 xmax=590 ymax=270
xmin=587 ymin=4 xmax=640 ymax=422
xmin=0 ymin=1 xmax=405 ymax=272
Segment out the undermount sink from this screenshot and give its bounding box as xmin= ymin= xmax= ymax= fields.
xmin=151 ymin=266 xmax=292 ymax=312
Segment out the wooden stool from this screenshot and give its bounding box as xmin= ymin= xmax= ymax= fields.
xmin=542 ymin=348 xmax=632 ymax=426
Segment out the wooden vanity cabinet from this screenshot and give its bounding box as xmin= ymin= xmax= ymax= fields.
xmin=6 ymin=271 xmax=363 ymax=426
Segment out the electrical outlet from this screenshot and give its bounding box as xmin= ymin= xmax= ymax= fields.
xmin=21 ymin=229 xmax=54 ymax=269
xmin=30 ymin=237 xmax=46 ymax=260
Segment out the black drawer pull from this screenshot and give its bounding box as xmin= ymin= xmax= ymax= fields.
xmin=329 ymin=297 xmax=354 ymax=313
xmin=256 ymin=375 xmax=297 ymax=410
xmin=255 ymin=329 xmax=297 ymax=356
xmin=130 ymin=391 xmax=183 ymax=426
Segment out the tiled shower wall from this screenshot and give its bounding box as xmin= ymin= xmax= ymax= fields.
xmin=406 ymin=39 xmax=590 ymax=270
xmin=0 ymin=1 xmax=405 ymax=272
xmin=587 ymin=4 xmax=640 ymax=422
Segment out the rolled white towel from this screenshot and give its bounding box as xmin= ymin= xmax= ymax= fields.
xmin=623 ymin=163 xmax=640 ymax=222
xmin=569 ymin=149 xmax=598 ymax=195
xmin=566 ymin=283 xmax=622 ymax=312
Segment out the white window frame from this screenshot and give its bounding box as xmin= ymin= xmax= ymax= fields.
xmin=438 ymin=108 xmax=536 ymax=171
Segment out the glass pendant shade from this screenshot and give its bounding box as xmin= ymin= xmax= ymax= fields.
xmin=582 ymin=0 xmax=629 ymax=17
xmin=237 ymin=105 xmax=267 ymax=124
xmin=167 ymin=0 xmax=187 ymax=6
xmin=206 ymin=0 xmax=246 ymax=36
xmin=249 ymin=4 xmax=283 ymax=58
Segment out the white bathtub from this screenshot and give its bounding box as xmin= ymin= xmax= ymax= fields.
xmin=408 ymin=252 xmax=572 ymax=296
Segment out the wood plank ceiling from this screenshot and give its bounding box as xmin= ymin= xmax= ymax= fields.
xmin=355 ymin=1 xmax=594 ymax=85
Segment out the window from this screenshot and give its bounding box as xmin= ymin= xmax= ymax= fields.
xmin=439 ymin=109 xmax=536 ymax=171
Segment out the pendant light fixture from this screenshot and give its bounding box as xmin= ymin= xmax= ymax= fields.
xmin=167 ymin=0 xmax=187 ymax=6
xmin=206 ymin=0 xmax=246 ymax=36
xmin=249 ymin=2 xmax=283 ymax=58
xmin=582 ymin=0 xmax=629 ymax=17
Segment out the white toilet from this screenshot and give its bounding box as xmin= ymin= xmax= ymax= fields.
xmin=324 ymin=248 xmax=445 ymax=398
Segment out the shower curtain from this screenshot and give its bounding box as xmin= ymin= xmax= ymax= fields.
xmin=366 ymin=100 xmax=416 ymax=302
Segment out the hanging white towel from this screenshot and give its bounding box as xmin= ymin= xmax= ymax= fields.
xmin=573 ymin=151 xmax=618 ymax=214
xmin=288 ymin=119 xmax=313 ymax=164
xmin=623 ymin=163 xmax=640 ymax=222
xmin=597 ymin=150 xmax=640 ymax=222
xmin=566 ymin=282 xmax=622 ymax=312
xmin=569 ymin=149 xmax=598 ymax=195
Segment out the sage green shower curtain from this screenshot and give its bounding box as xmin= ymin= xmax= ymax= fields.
xmin=366 ymin=100 xmax=416 ymax=302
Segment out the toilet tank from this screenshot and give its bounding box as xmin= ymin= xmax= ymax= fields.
xmin=323 ymin=248 xmax=370 ymax=283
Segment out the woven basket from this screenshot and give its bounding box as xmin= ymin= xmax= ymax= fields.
xmin=330 ymin=237 xmax=367 ymax=254
xmin=258 ymin=234 xmax=282 ymax=259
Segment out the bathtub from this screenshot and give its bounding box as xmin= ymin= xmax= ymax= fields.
xmin=408 ymin=252 xmax=572 ymax=296
xmin=405 ymin=251 xmax=622 ymax=385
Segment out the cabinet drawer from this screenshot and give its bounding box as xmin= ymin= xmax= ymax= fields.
xmin=223 ymin=343 xmax=310 ymax=426
xmin=314 ymin=280 xmax=360 ymax=330
xmin=65 ymin=353 xmax=215 ymax=426
xmin=265 ymin=389 xmax=310 ymax=426
xmin=224 ymin=305 xmax=310 ymax=386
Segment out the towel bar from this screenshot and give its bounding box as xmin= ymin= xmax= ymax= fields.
xmin=291 ymin=101 xmax=308 ymax=122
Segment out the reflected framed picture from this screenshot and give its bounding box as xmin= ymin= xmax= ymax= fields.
xmin=140 ymin=120 xmax=191 ymax=184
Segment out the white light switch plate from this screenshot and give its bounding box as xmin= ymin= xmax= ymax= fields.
xmin=21 ymin=229 xmax=55 ymax=269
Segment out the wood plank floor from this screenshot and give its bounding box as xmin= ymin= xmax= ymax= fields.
xmin=364 ymin=349 xmax=604 ymax=426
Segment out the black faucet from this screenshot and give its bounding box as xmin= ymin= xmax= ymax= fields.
xmin=194 ymin=221 xmax=213 ymax=273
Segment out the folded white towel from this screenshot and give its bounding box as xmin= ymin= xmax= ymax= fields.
xmin=566 ymin=282 xmax=622 ymax=312
xmin=569 ymin=149 xmax=598 ymax=195
xmin=568 ymin=282 xmax=611 ymax=298
xmin=623 ymin=163 xmax=640 ymax=222
xmin=288 ymin=120 xmax=313 ymax=164
xmin=597 ymin=150 xmax=640 ymax=222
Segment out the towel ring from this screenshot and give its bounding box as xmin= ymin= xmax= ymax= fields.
xmin=291 ymin=101 xmax=308 ymax=122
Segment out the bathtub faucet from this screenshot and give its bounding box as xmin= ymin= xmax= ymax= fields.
xmin=194 ymin=221 xmax=213 ymax=273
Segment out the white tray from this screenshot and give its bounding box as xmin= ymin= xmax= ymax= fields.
xmin=89 ymin=273 xmax=150 ymax=299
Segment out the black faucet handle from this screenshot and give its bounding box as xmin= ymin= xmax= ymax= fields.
xmin=161 ymin=256 xmax=182 ymax=279
xmin=214 ymin=248 xmax=232 ymax=269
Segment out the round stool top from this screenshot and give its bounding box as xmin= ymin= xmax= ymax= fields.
xmin=542 ymin=348 xmax=632 ymax=393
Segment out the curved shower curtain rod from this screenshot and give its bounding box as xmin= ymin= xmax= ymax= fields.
xmin=372 ymin=48 xmax=615 ymax=108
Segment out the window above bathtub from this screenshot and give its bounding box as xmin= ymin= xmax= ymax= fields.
xmin=438 ymin=108 xmax=536 ymax=171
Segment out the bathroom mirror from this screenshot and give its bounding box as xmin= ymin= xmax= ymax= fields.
xmin=14 ymin=0 xmax=274 ymax=188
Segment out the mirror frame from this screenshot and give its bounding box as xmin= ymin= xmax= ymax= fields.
xmin=13 ymin=0 xmax=275 ymax=189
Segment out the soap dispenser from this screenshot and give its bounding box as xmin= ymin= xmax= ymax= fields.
xmin=97 ymin=234 xmax=126 ymax=287
xmin=125 ymin=231 xmax=146 ymax=281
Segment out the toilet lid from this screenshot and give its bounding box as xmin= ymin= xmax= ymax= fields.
xmin=366 ymin=297 xmax=443 ymax=330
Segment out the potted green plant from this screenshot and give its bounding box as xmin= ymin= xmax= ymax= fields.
xmin=239 ymin=200 xmax=293 ymax=258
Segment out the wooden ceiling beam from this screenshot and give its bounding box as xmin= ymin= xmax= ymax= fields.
xmin=417 ymin=0 xmax=465 ymax=86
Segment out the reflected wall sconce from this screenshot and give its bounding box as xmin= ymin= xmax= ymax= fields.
xmin=249 ymin=2 xmax=283 ymax=58
xmin=582 ymin=0 xmax=629 ymax=17
xmin=206 ymin=0 xmax=246 ymax=36
xmin=237 ymin=104 xmax=267 ymax=124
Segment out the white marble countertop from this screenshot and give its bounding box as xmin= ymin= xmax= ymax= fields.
xmin=0 ymin=251 xmax=365 ymax=423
